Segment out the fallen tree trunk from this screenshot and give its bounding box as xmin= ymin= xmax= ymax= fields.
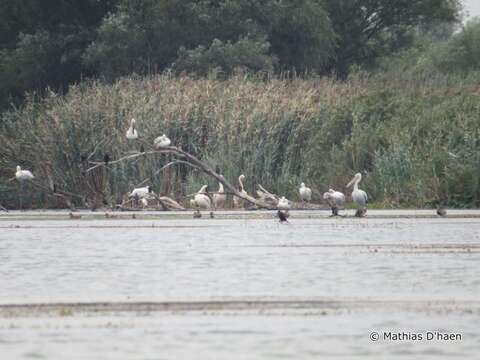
xmin=87 ymin=146 xmax=276 ymax=210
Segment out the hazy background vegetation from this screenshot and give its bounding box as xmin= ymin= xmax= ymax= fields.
xmin=1 ymin=0 xmax=479 ymax=208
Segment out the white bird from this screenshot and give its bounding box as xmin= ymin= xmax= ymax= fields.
xmin=213 ymin=182 xmax=226 ymax=209
xmin=129 ymin=186 xmax=152 ymax=199
xmin=141 ymin=198 xmax=149 ymax=209
xmin=190 ymin=185 xmax=211 ymax=210
xmin=154 ymin=134 xmax=171 ymax=148
xmin=299 ymin=182 xmax=312 ymax=202
xmin=277 ymin=196 xmax=291 ymax=210
xmin=126 ymin=118 xmax=138 ymax=140
xmin=323 ymin=189 xmax=345 ymax=216
xmin=346 ymin=173 xmax=368 ymax=217
xmin=15 ymin=166 xmax=34 ymax=181
xmin=233 ymin=174 xmax=247 ymax=208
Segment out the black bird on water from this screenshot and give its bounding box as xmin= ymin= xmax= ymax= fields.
xmin=437 ymin=206 xmax=447 ymax=217
xmin=277 ymin=210 xmax=289 ymax=223
xmin=140 ymin=144 xmax=145 ymax=153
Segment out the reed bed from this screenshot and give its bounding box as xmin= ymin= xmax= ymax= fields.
xmin=1 ymin=73 xmax=479 ymax=208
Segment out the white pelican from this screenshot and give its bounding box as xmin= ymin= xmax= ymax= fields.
xmin=129 ymin=185 xmax=152 ymax=199
xmin=233 ymin=174 xmax=247 ymax=208
xmin=323 ymin=189 xmax=345 ymax=216
xmin=299 ymin=182 xmax=312 ymax=202
xmin=277 ymin=196 xmax=291 ymax=223
xmin=126 ymin=118 xmax=138 ymax=140
xmin=213 ymin=182 xmax=226 ymax=209
xmin=15 ymin=166 xmax=34 ymax=181
xmin=69 ymin=212 xmax=81 ymax=219
xmin=277 ymin=196 xmax=290 ymax=210
xmin=190 ymin=185 xmax=211 ymax=210
xmin=154 ymin=134 xmax=171 ymax=149
xmin=346 ymin=173 xmax=368 ymax=217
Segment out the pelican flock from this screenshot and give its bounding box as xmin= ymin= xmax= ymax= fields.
xmin=346 ymin=173 xmax=368 ymax=217
xmin=8 ymin=127 xmax=377 ymax=218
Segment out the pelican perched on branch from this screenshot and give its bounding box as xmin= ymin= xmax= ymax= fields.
xmin=323 ymin=189 xmax=345 ymax=216
xmin=233 ymin=174 xmax=247 ymax=208
xmin=154 ymin=134 xmax=171 ymax=149
xmin=346 ymin=173 xmax=368 ymax=217
xmin=299 ymin=182 xmax=312 ymax=203
xmin=15 ymin=166 xmax=34 ymax=181
xmin=190 ymin=185 xmax=211 ymax=210
xmin=126 ymin=118 xmax=138 ymax=140
xmin=213 ymin=182 xmax=226 ymax=209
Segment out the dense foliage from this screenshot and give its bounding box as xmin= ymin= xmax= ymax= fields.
xmin=0 ymin=0 xmax=462 ymax=107
xmin=1 ymin=0 xmax=479 ymax=209
xmin=1 ymin=73 xmax=479 ymax=208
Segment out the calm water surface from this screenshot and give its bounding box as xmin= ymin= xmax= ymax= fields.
xmin=0 ymin=213 xmax=479 ymax=359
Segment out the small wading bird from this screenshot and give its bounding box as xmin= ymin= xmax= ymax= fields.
xmin=299 ymin=182 xmax=312 ymax=203
xmin=233 ymin=174 xmax=247 ymax=208
xmin=276 ymin=196 xmax=291 ymax=223
xmin=346 ymin=173 xmax=368 ymax=217
xmin=213 ymin=182 xmax=226 ymax=209
xmin=323 ymin=189 xmax=345 ymax=216
xmin=126 ymin=118 xmax=139 ymax=140
xmin=154 ymin=134 xmax=171 ymax=149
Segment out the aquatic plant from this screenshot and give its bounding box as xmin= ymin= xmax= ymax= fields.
xmin=0 ymin=72 xmax=479 ymax=208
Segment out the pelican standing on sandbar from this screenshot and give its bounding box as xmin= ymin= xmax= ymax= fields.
xmin=126 ymin=118 xmax=138 ymax=140
xmin=346 ymin=173 xmax=368 ymax=217
xmin=323 ymin=189 xmax=345 ymax=216
xmin=213 ymin=182 xmax=226 ymax=209
xmin=129 ymin=185 xmax=152 ymax=199
xmin=299 ymin=182 xmax=312 ymax=203
xmin=190 ymin=185 xmax=211 ymax=210
xmin=233 ymin=174 xmax=247 ymax=208
xmin=276 ymin=196 xmax=291 ymax=223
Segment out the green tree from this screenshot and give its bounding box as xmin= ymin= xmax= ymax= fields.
xmin=172 ymin=36 xmax=276 ymax=77
xmin=324 ymin=0 xmax=461 ymax=76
